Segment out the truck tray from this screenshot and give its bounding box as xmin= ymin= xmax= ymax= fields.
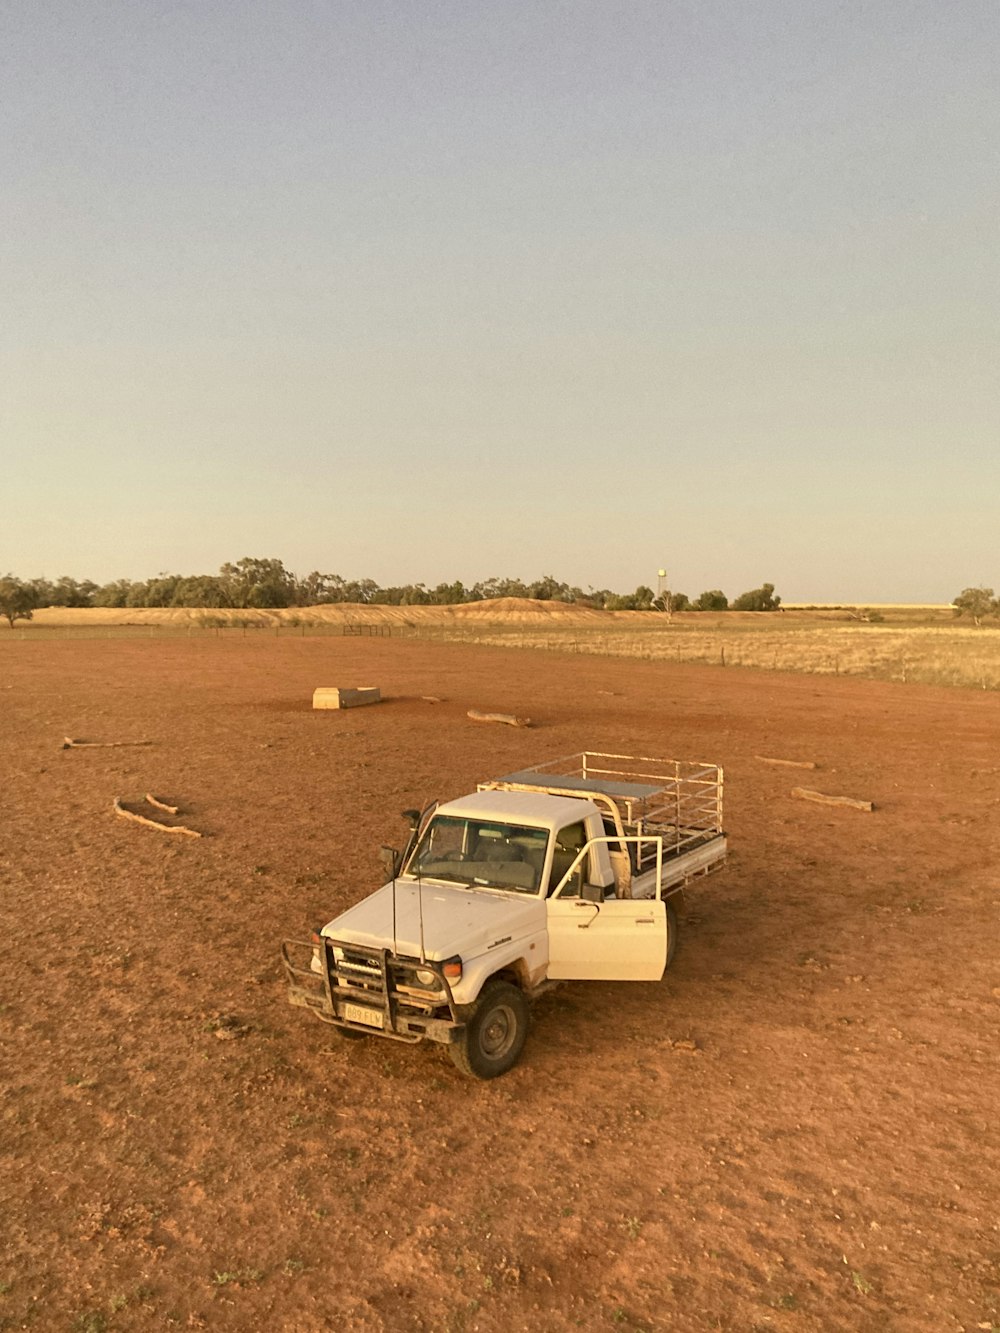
xmin=484 ymin=751 xmax=724 ymax=862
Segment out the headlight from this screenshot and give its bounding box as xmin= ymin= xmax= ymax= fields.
xmin=411 ymin=957 xmax=462 ymax=988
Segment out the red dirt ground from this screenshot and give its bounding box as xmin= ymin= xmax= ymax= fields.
xmin=2 ymin=636 xmax=998 ymax=1333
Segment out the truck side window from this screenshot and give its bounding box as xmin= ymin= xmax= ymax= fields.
xmin=549 ymin=822 xmax=587 ymax=897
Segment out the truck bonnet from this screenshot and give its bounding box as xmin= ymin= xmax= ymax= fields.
xmin=321 ymin=879 xmax=543 ymax=960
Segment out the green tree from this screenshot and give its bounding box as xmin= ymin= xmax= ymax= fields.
xmin=50 ymin=575 xmax=97 ymax=607
xmin=529 ymin=574 xmax=571 ymax=601
xmin=604 ymin=585 xmax=656 ymax=611
xmin=141 ymin=574 xmax=182 ymax=607
xmin=952 ymin=586 xmax=997 ymax=626
xmin=587 ymin=588 xmax=615 ymax=609
xmin=93 ymin=579 xmax=135 ymax=607
xmin=341 ymin=577 xmax=379 ymax=604
xmin=27 ymin=577 xmax=55 ymax=606
xmin=371 ymin=582 xmax=435 ymax=606
xmin=0 ymin=576 xmax=39 ymax=628
xmin=694 ymin=589 xmax=728 ymax=611
xmin=125 ymin=580 xmax=151 ymax=607
xmin=471 ymin=576 xmax=529 ymax=601
xmin=296 ymin=571 xmax=347 ymax=605
xmin=732 ymin=582 xmax=781 ymax=611
xmin=171 ymin=575 xmax=230 ymax=607
xmin=219 ymin=558 xmax=296 ymax=608
xmin=400 ymin=583 xmax=431 ymax=605
xmin=431 ymin=580 xmax=468 ymax=604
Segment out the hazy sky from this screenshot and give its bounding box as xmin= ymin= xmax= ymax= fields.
xmin=3 ymin=1 xmax=997 ymax=602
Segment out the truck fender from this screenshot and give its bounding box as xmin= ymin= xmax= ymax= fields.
xmin=459 ymin=935 xmax=547 ymax=1005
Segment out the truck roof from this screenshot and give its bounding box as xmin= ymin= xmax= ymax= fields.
xmin=436 ymin=788 xmax=598 ymax=829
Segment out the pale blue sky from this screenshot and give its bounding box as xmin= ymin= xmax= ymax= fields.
xmin=3 ymin=1 xmax=997 ymax=602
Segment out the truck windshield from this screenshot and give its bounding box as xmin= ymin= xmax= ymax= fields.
xmin=406 ymin=816 xmax=549 ymax=894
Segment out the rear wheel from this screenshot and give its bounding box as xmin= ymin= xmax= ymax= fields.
xmin=665 ymin=902 xmax=679 ymax=969
xmin=449 ymin=980 xmax=529 ymax=1079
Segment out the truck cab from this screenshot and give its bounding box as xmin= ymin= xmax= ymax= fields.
xmin=403 ymin=787 xmax=673 ymax=985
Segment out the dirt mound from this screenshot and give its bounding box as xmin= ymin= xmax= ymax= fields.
xmin=30 ymin=598 xmax=616 ymax=628
xmin=448 ymin=597 xmax=611 ymax=622
xmin=31 ymin=606 xmax=275 ymax=627
xmin=291 ymin=604 xmax=422 ymax=626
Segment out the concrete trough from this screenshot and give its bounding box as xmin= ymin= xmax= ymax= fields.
xmin=313 ymin=686 xmax=382 ymax=710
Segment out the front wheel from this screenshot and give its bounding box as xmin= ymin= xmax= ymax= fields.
xmin=449 ymin=980 xmax=529 ymax=1079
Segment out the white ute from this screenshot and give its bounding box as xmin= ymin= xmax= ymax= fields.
xmin=281 ymin=751 xmax=727 ymax=1078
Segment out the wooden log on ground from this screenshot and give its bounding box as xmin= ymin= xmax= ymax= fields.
xmin=63 ymin=737 xmax=153 ymax=749
xmin=467 ymin=709 xmax=532 ymax=728
xmin=791 ymin=787 xmax=873 ymax=812
xmin=756 ymin=755 xmax=818 ymax=770
xmin=145 ymin=793 xmax=179 ymax=815
xmin=113 ymin=797 xmax=202 ymax=837
xmin=312 ymin=686 xmax=381 ymax=710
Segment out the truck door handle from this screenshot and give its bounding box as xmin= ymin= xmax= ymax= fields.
xmin=572 ymin=903 xmax=600 ymax=929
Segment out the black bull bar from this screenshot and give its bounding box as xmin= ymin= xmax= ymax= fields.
xmin=280 ymin=937 xmax=465 ymax=1046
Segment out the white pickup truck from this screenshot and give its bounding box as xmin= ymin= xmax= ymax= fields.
xmin=282 ymin=751 xmax=727 ymax=1078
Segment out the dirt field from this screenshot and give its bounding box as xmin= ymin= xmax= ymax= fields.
xmin=2 ymin=636 xmax=998 ymax=1333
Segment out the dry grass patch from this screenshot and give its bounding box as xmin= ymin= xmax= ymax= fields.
xmin=410 ymin=619 xmax=1000 ymax=691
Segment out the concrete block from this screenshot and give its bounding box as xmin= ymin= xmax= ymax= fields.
xmin=313 ymin=686 xmax=381 ymax=710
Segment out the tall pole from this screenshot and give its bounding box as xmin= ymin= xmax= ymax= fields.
xmin=657 ymin=568 xmax=671 ymax=621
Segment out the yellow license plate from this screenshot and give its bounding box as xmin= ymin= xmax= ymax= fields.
xmin=342 ymin=1002 xmax=385 ymax=1029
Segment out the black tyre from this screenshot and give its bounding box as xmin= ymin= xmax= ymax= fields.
xmin=333 ymin=1023 xmax=369 ymax=1040
xmin=665 ymin=902 xmax=679 ymax=969
xmin=449 ymin=980 xmax=529 ymax=1079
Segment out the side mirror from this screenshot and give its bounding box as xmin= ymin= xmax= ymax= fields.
xmin=380 ymin=845 xmax=401 ymax=878
xmin=401 ymin=809 xmax=421 ymax=829
xmin=580 ymin=882 xmax=604 ymax=904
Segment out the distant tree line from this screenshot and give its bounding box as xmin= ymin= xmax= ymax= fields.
xmin=0 ymin=560 xmax=783 ymax=627
xmin=665 ymin=582 xmax=781 ymax=613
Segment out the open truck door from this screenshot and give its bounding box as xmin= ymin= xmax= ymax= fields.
xmin=545 ymin=895 xmax=668 ymax=981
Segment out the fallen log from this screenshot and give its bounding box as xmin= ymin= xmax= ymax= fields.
xmin=791 ymin=787 xmax=873 ymax=813
xmin=145 ymin=793 xmax=179 ymax=815
xmin=63 ymin=737 xmax=153 ymax=750
xmin=756 ymin=755 xmax=818 ymax=770
xmin=467 ymin=709 xmax=532 ymax=728
xmin=113 ymin=797 xmax=202 ymax=837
